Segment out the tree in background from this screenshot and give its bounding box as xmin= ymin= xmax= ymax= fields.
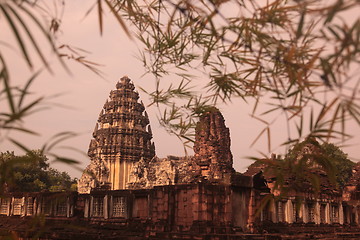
xmin=0 ymin=150 xmax=77 ymax=192
xmin=321 ymin=142 xmax=355 ymax=188
xmin=261 ymin=138 xmax=355 ymax=197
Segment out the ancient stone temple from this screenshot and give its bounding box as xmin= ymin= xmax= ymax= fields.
xmin=5 ymin=76 xmax=360 ymax=240
xmin=79 ymin=87 xmax=236 ymax=193
xmin=78 ymin=76 xmax=155 ymax=193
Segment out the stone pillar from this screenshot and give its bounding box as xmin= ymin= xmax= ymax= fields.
xmin=110 ymin=161 xmax=114 ymax=190
xmin=37 ymin=197 xmax=43 ymax=215
xmin=66 ymin=197 xmax=71 ymax=218
xmin=104 ymin=195 xmax=109 ymax=219
xmin=89 ymin=197 xmax=93 ymax=217
xmin=325 ymin=203 xmax=331 ymax=224
xmin=114 ymin=159 xmax=120 ymax=190
xmin=23 ymin=197 xmax=28 ymax=217
xmin=10 ymin=197 xmax=14 ymax=216
xmin=339 ymin=204 xmax=344 ymax=224
xmin=301 ymin=203 xmax=308 ymax=223
xmin=84 ymin=198 xmax=90 ymax=218
xmin=343 ymin=205 xmax=348 ymax=224
xmin=33 ymin=198 xmax=38 ymax=216
xmin=285 ymin=200 xmax=293 ymax=223
xmin=247 ymin=188 xmax=256 ymax=232
xmin=6 ymin=198 xmax=11 ymax=216
xmin=21 ymin=197 xmax=25 ymax=217
xmin=314 ymin=201 xmax=321 ymax=224
xmin=270 ymin=200 xmax=277 ymax=223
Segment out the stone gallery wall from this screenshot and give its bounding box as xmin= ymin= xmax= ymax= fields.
xmin=0 ymin=182 xmax=254 ymax=233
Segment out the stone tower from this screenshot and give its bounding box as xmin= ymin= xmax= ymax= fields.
xmin=193 ymin=109 xmax=234 ymax=183
xmin=78 ymin=76 xmax=155 ymax=193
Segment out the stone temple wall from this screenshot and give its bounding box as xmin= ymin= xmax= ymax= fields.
xmin=2 ymin=180 xmax=360 ymax=239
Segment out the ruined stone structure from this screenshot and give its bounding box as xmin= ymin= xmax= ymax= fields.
xmin=78 ymin=76 xmax=155 ymax=193
xmin=126 ymin=155 xmax=195 ymax=189
xmin=193 ymin=110 xmax=234 ymax=183
xmin=126 ymin=110 xmax=236 ymax=188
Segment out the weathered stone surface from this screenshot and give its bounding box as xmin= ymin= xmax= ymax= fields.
xmin=343 ymin=162 xmax=360 ymax=201
xmin=126 ymin=109 xmax=236 ymax=188
xmin=347 ymin=162 xmax=360 ymax=187
xmin=127 ymin=156 xmax=199 ymax=189
xmin=193 ymin=109 xmax=234 ymax=183
xmin=78 ymin=158 xmax=109 ymax=193
xmin=78 ymin=76 xmax=155 ymax=193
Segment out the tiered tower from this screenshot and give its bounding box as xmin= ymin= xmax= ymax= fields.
xmin=78 ymin=76 xmax=155 ymax=193
xmin=193 ymin=109 xmax=234 ymax=183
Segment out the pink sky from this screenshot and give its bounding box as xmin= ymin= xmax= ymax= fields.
xmin=1 ymin=0 xmax=359 ymax=178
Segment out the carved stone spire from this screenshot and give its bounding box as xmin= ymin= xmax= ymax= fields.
xmin=193 ymin=109 xmax=234 ymax=183
xmin=78 ymin=76 xmax=155 ymax=193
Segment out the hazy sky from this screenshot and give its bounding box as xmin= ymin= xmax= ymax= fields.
xmin=1 ymin=0 xmax=359 ymax=178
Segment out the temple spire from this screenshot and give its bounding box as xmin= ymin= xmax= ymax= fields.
xmin=78 ymin=76 xmax=156 ymax=193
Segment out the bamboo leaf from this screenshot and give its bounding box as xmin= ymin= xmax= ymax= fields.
xmin=104 ymin=0 xmax=132 ymax=39
xmin=52 ymin=156 xmax=79 ymax=165
xmin=17 ymin=2 xmax=69 ymax=72
xmin=6 ymin=4 xmax=51 ymax=72
xmin=2 ymin=126 xmax=38 ymax=135
xmin=8 ymin=138 xmax=31 ymax=153
xmin=0 ymin=4 xmax=32 ymax=68
xmin=42 ymin=131 xmax=78 ymax=153
xmin=250 ymin=127 xmax=267 ymax=148
xmin=98 ymin=0 xmax=103 ymax=35
xmin=18 ymin=70 xmax=42 ymax=109
xmin=1 ymin=68 xmax=16 ymax=115
xmin=267 ymin=127 xmax=271 ymax=153
xmin=296 ymin=8 xmax=305 ymax=39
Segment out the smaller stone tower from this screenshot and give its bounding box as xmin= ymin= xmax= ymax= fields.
xmin=193 ymin=109 xmax=234 ymax=183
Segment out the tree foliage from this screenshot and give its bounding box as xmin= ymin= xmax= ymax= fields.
xmin=321 ymin=142 xmax=355 ymax=187
xmin=0 ymin=150 xmax=77 ymax=192
xmin=261 ymin=139 xmax=354 ymax=197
